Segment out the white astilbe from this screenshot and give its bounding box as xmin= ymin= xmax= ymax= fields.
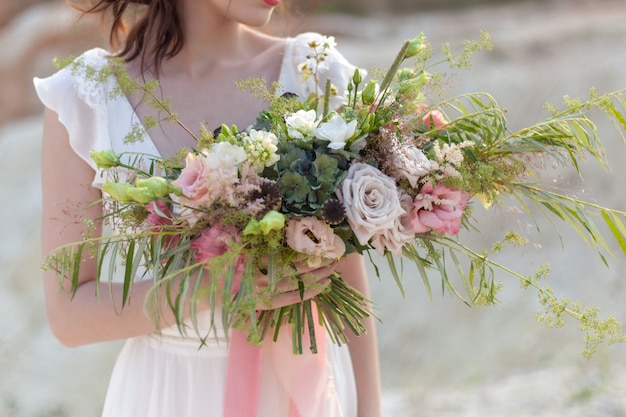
xmin=430 ymin=140 xmax=474 ymax=180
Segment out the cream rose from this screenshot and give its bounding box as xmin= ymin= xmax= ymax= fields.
xmin=369 ymin=190 xmax=416 ymax=255
xmin=336 ymin=163 xmax=406 ymax=247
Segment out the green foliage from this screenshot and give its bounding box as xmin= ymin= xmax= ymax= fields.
xmin=43 ymin=31 xmax=626 ymax=357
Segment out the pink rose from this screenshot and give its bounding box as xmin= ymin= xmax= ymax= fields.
xmin=409 ymin=182 xmax=469 ymax=236
xmin=285 ymin=217 xmax=346 ymax=267
xmin=171 ymin=153 xmax=213 ymax=206
xmin=422 ymin=110 xmax=448 ymax=132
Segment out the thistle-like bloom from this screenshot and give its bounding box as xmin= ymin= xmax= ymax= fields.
xmin=248 ymin=179 xmax=282 ymax=213
xmin=321 ymin=199 xmax=346 ymax=225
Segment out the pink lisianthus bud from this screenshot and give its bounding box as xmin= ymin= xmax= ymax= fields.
xmin=146 ymin=200 xmax=180 ymax=250
xmin=146 ymin=200 xmax=173 ymax=227
xmin=422 ymin=110 xmax=448 ymax=132
xmin=409 ymin=182 xmax=469 ymax=236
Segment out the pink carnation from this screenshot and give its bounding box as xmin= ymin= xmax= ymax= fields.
xmin=191 ymin=223 xmax=240 ymax=262
xmin=191 ymin=223 xmax=245 ymax=292
xmin=409 ymin=182 xmax=469 ymax=236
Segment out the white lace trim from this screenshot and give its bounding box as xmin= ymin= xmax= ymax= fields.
xmin=70 ymin=48 xmax=112 ymax=110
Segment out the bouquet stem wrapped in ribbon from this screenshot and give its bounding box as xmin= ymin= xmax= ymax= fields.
xmin=45 ymin=32 xmax=626 ymax=357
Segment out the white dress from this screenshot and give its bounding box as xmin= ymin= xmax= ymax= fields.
xmin=34 ymin=33 xmax=358 ymax=417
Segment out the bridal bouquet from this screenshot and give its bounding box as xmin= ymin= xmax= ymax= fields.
xmin=45 ymin=32 xmax=626 ymax=356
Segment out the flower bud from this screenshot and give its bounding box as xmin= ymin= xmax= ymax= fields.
xmin=136 ymin=177 xmax=180 ymax=198
xmin=243 ymin=219 xmax=261 ymax=236
xmin=259 ymin=210 xmax=287 ymax=235
xmin=397 ymin=71 xmax=431 ymax=97
xmin=103 ymin=182 xmax=133 ymax=203
xmin=90 ymin=149 xmax=120 ymax=169
xmin=126 ymin=186 xmax=157 ymax=204
xmin=404 ymin=33 xmax=427 ymax=59
xmin=352 ymin=68 xmax=363 ymax=86
xmin=361 ymin=80 xmax=378 ymax=106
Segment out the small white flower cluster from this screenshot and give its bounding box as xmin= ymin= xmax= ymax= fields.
xmin=240 ymin=129 xmax=280 ymax=173
xmin=297 ymin=35 xmax=337 ymax=78
xmin=430 ymin=140 xmax=474 ymax=178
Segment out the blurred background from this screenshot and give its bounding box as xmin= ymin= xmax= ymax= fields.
xmin=2 ymin=0 xmax=626 ymax=416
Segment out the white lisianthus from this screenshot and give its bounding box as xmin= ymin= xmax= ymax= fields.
xmin=285 ymin=109 xmax=318 ymax=140
xmin=244 ymin=129 xmax=280 ymax=172
xmin=205 ymin=142 xmax=247 ymax=172
xmin=313 ymin=113 xmax=358 ymax=150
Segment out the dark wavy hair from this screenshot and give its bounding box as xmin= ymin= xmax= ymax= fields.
xmin=69 ymin=0 xmax=185 ymax=75
xmin=70 ymin=0 xmax=305 ymax=75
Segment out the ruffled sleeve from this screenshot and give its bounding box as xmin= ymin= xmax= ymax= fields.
xmin=33 ymin=48 xmax=126 ymax=189
xmin=279 ymin=32 xmax=364 ymax=110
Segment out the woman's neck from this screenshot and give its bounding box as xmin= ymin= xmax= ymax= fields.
xmin=161 ymin=1 xmax=274 ymax=78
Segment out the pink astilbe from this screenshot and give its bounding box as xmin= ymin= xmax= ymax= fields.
xmin=409 ymin=182 xmax=469 ymax=236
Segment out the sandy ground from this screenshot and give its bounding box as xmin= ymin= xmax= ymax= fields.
xmin=3 ymin=1 xmax=626 ymax=416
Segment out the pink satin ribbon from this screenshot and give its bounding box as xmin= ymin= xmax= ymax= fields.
xmin=223 ymin=305 xmax=328 ymax=417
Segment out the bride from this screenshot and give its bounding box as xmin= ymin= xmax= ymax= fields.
xmin=34 ymin=0 xmax=382 ymax=416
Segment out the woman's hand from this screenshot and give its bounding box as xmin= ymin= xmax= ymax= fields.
xmin=252 ymin=261 xmax=336 ymax=310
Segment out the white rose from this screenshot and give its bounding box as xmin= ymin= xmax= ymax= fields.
xmin=313 ymin=114 xmax=358 ymax=150
xmin=285 ymin=109 xmax=318 ymax=140
xmin=394 ymin=145 xmax=432 ymax=188
xmin=206 ymin=142 xmax=247 ymax=171
xmin=336 ymin=163 xmax=406 ymax=248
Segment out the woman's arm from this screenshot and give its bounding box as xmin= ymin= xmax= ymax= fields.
xmin=336 ymin=253 xmax=383 ymax=417
xmin=40 ymin=107 xmax=189 ymax=347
